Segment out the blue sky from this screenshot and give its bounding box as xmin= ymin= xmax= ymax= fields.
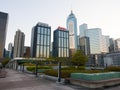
xmin=0 ymin=0 xmax=120 ymax=49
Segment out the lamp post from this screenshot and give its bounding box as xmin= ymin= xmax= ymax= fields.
xmin=35 ymin=61 xmax=38 ymax=77
xmin=58 ymin=61 xmax=61 ymax=82
xmin=22 ymin=64 xmax=24 ymax=72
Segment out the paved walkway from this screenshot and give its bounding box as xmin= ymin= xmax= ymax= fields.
xmin=0 ymin=69 xmax=7 ymax=78
xmin=0 ymin=69 xmax=85 ymax=90
xmin=0 ymin=69 xmax=120 ymax=90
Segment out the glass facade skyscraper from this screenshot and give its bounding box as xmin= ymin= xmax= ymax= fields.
xmin=80 ymin=24 xmax=102 ymax=54
xmin=0 ymin=12 xmax=8 ymax=58
xmin=101 ymin=35 xmax=110 ymax=53
xmin=79 ymin=23 xmax=87 ymax=37
xmin=86 ymin=28 xmax=102 ymax=54
xmin=79 ymin=36 xmax=90 ymax=55
xmin=115 ymin=38 xmax=120 ymax=51
xmin=53 ymin=27 xmax=69 ymax=57
xmin=31 ymin=22 xmax=51 ymax=58
xmin=14 ymin=30 xmax=25 ymax=58
xmin=67 ymin=11 xmax=77 ymax=53
xmin=109 ymin=38 xmax=115 ymax=52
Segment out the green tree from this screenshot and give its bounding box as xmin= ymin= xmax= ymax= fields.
xmin=1 ymin=58 xmax=10 ymax=67
xmin=71 ymin=50 xmax=88 ymax=66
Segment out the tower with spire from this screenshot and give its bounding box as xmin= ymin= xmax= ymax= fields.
xmin=66 ymin=10 xmax=78 ymax=55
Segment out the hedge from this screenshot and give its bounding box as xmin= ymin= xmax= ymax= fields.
xmin=105 ymin=66 xmax=120 ymax=72
xmin=26 ymin=66 xmax=52 ymax=72
xmin=44 ymin=70 xmax=108 ymax=78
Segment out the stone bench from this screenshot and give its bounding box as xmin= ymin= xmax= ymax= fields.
xmin=66 ymin=78 xmax=120 ymax=88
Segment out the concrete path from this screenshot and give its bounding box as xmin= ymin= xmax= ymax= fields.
xmin=0 ymin=69 xmax=7 ymax=78
xmin=0 ymin=69 xmax=119 ymax=90
xmin=0 ymin=69 xmax=85 ymax=90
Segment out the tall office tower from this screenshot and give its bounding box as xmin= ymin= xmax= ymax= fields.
xmin=67 ymin=10 xmax=77 ymax=54
xmin=53 ymin=27 xmax=69 ymax=57
xmin=79 ymin=23 xmax=87 ymax=37
xmin=80 ymin=24 xmax=102 ymax=54
xmin=8 ymin=43 xmax=12 ymax=58
xmin=31 ymin=22 xmax=51 ymax=58
xmin=79 ymin=36 xmax=90 ymax=55
xmin=23 ymin=46 xmax=30 ymax=58
xmin=86 ymin=28 xmax=102 ymax=54
xmin=100 ymin=35 xmax=110 ymax=53
xmin=50 ymin=42 xmax=53 ymax=56
xmin=77 ymin=35 xmax=80 ymax=50
xmin=0 ymin=12 xmax=8 ymax=58
xmin=109 ymin=38 xmax=115 ymax=52
xmin=115 ymin=38 xmax=120 ymax=51
xmin=8 ymin=43 xmax=12 ymax=51
xmin=14 ymin=30 xmax=25 ymax=58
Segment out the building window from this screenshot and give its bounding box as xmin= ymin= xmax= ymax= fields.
xmin=37 ymin=27 xmax=40 ymax=33
xmin=37 ymin=34 xmax=40 ymax=44
xmin=36 ymin=45 xmax=39 ymax=57
xmin=41 ymin=35 xmax=44 ymax=45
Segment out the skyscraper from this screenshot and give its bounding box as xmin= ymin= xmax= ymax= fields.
xmin=67 ymin=10 xmax=77 ymax=54
xmin=0 ymin=12 xmax=8 ymax=58
xmin=79 ymin=23 xmax=87 ymax=37
xmin=8 ymin=43 xmax=13 ymax=58
xmin=14 ymin=30 xmax=25 ymax=58
xmin=115 ymin=38 xmax=120 ymax=51
xmin=109 ymin=38 xmax=115 ymax=52
xmin=8 ymin=43 xmax=12 ymax=51
xmin=31 ymin=22 xmax=51 ymax=58
xmin=100 ymin=35 xmax=110 ymax=53
xmin=80 ymin=24 xmax=102 ymax=54
xmin=53 ymin=27 xmax=69 ymax=57
xmin=86 ymin=28 xmax=102 ymax=54
xmin=79 ymin=36 xmax=90 ymax=55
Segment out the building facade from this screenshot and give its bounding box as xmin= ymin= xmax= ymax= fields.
xmin=79 ymin=23 xmax=87 ymax=37
xmin=23 ymin=46 xmax=30 ymax=58
xmin=80 ymin=24 xmax=102 ymax=54
xmin=104 ymin=52 xmax=120 ymax=66
xmin=67 ymin=10 xmax=77 ymax=54
xmin=53 ymin=27 xmax=69 ymax=57
xmin=0 ymin=12 xmax=8 ymax=58
xmin=31 ymin=22 xmax=51 ymax=58
xmin=14 ymin=30 xmax=25 ymax=58
xmin=100 ymin=35 xmax=110 ymax=53
xmin=79 ymin=36 xmax=90 ymax=55
xmin=86 ymin=28 xmax=102 ymax=54
xmin=8 ymin=43 xmax=13 ymax=58
xmin=115 ymin=38 xmax=120 ymax=51
xmin=109 ymin=38 xmax=115 ymax=52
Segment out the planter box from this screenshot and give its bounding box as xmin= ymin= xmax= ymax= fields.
xmin=71 ymin=72 xmax=120 ymax=81
xmin=68 ymin=72 xmax=120 ymax=88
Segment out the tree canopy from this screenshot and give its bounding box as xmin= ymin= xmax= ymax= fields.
xmin=71 ymin=50 xmax=88 ymax=66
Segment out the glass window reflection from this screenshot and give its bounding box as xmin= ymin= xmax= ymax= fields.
xmin=41 ymin=35 xmax=44 ymax=45
xmin=37 ymin=34 xmax=40 ymax=44
xmin=36 ymin=45 xmax=39 ymax=57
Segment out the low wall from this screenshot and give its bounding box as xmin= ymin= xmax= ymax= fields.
xmin=68 ymin=72 xmax=120 ymax=88
xmin=71 ymin=72 xmax=120 ymax=81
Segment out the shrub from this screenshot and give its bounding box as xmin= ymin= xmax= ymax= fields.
xmin=105 ymin=66 xmax=120 ymax=72
xmin=61 ymin=66 xmax=85 ymax=70
xmin=24 ymin=63 xmax=35 ymax=66
xmin=44 ymin=70 xmax=76 ymax=78
xmin=26 ymin=66 xmax=35 ymax=72
xmin=26 ymin=66 xmax=52 ymax=72
xmin=44 ymin=69 xmax=109 ymax=78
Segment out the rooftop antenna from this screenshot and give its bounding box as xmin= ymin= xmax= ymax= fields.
xmin=71 ymin=3 xmax=73 ymax=13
